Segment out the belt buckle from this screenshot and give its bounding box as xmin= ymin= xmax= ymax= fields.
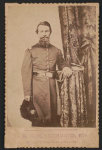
xmin=42 ymin=72 xmax=46 ymax=77
xmin=46 ymin=72 xmax=53 ymax=78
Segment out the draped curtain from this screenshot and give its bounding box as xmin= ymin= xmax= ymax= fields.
xmin=58 ymin=6 xmax=96 ymax=127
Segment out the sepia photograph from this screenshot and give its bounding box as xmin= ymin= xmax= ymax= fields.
xmin=5 ymin=3 xmax=99 ymax=148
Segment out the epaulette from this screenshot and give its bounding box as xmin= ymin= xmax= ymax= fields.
xmin=28 ymin=45 xmax=32 ymax=50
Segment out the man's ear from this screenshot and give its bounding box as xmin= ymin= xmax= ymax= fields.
xmin=35 ymin=28 xmax=38 ymax=34
xmin=49 ymin=32 xmax=52 ymax=36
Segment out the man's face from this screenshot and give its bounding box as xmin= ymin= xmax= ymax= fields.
xmin=37 ymin=25 xmax=51 ymax=42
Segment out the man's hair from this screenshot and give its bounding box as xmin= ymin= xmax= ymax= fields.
xmin=36 ymin=21 xmax=52 ymax=34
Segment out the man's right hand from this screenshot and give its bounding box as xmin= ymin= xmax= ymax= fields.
xmin=24 ymin=96 xmax=30 ymax=101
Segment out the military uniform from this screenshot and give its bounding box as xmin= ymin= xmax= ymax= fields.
xmin=21 ymin=43 xmax=68 ymax=125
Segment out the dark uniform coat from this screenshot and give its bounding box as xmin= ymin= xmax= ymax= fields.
xmin=21 ymin=43 xmax=67 ymax=123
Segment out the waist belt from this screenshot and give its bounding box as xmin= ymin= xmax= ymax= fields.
xmin=33 ymin=71 xmax=56 ymax=78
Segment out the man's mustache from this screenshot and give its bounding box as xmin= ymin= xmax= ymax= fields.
xmin=40 ymin=36 xmax=49 ymax=39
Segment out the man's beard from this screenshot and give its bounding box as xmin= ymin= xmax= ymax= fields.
xmin=39 ymin=37 xmax=50 ymax=48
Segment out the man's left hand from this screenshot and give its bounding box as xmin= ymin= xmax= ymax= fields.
xmin=62 ymin=67 xmax=72 ymax=78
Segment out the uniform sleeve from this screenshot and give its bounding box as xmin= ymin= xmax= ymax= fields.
xmin=56 ymin=49 xmax=68 ymax=70
xmin=21 ymin=49 xmax=33 ymax=97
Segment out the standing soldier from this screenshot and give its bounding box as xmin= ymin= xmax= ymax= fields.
xmin=21 ymin=21 xmax=72 ymax=126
